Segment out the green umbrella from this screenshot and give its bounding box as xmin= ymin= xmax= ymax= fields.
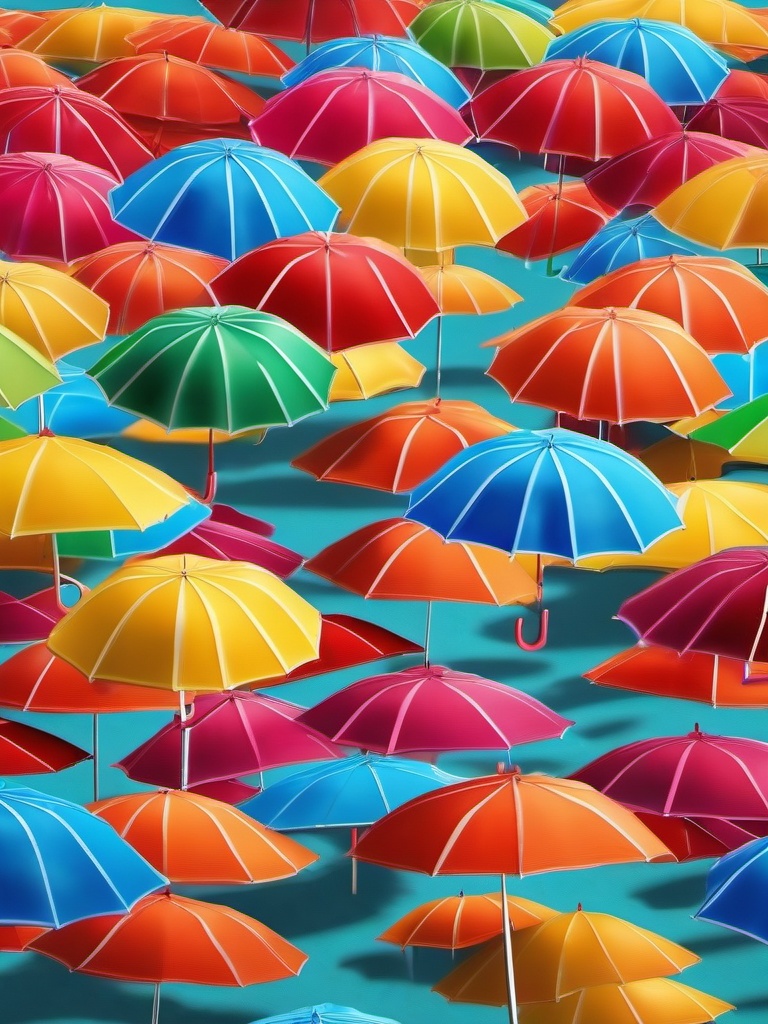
xmin=690 ymin=394 xmax=768 ymax=464
xmin=0 ymin=415 xmax=26 ymax=441
xmin=0 ymin=325 xmax=61 ymax=410
xmin=409 ymin=0 xmax=555 ymax=71
xmin=89 ymin=305 xmax=336 ymax=500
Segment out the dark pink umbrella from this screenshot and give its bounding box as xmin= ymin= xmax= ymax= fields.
xmin=114 ymin=690 xmax=346 ymax=790
xmin=617 ymin=547 xmax=768 ymax=663
xmin=188 ymin=778 xmax=260 ymax=804
xmin=685 ymin=96 xmax=768 ymax=151
xmin=636 ymin=810 xmax=768 ymax=861
xmin=571 ymin=724 xmax=768 ymax=819
xmin=297 ymin=664 xmax=573 ymax=755
xmin=0 ymin=582 xmax=85 ymax=644
xmin=0 ymin=152 xmax=138 ymax=262
xmin=249 ymin=68 xmax=473 ymax=166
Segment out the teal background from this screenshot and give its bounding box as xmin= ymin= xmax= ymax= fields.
xmin=3 ymin=5 xmax=767 ymax=1022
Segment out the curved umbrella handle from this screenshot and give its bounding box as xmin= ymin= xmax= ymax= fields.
xmin=514 ymin=608 xmax=549 ymax=652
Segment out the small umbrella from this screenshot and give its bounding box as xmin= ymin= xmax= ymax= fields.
xmin=0 ymin=585 xmax=78 ymax=643
xmin=637 ymin=812 xmax=768 ymax=862
xmin=717 ymin=69 xmax=768 ymax=101
xmin=686 ymin=95 xmax=768 ymax=150
xmin=0 ymin=718 xmax=90 ymax=776
xmin=18 ymin=6 xmax=162 ymax=69
xmin=30 ymin=891 xmax=307 ymax=1024
xmin=252 ymin=1006 xmax=401 ymax=1024
xmin=696 ymin=835 xmax=768 ymax=942
xmin=250 ymin=69 xmax=473 ymax=166
xmin=638 ymin=434 xmax=734 ymax=482
xmin=691 ymin=393 xmax=768 ymax=461
xmin=546 ymin=19 xmax=729 ymax=104
xmin=110 ymin=139 xmax=340 ymax=261
xmin=71 ymin=242 xmax=226 ymax=335
xmin=0 ymin=48 xmax=71 ymax=89
xmin=327 ymin=341 xmax=425 ymax=400
xmin=282 ymin=34 xmax=470 ymax=107
xmin=0 ymin=325 xmax=60 ymax=409
xmin=420 ymin=262 xmax=521 ymax=314
xmin=88 ymin=788 xmax=318 ymax=884
xmin=210 ymin=231 xmax=439 ymax=352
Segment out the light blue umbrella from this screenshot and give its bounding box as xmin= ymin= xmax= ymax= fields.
xmin=695 ymin=836 xmax=768 ymax=943
xmin=252 ymin=1004 xmax=401 ymax=1024
xmin=560 ymin=214 xmax=706 ymax=285
xmin=546 ymin=19 xmax=729 ymax=104
xmin=283 ymin=35 xmax=470 ymax=108
xmin=110 ymin=139 xmax=340 ymax=261
xmin=0 ymin=785 xmax=166 ymax=927
xmin=406 ymin=429 xmax=683 ymax=648
xmin=713 ymin=340 xmax=768 ymax=410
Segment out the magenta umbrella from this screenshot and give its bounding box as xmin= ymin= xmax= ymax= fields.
xmin=617 ymin=547 xmax=768 ymax=664
xmin=0 ymin=582 xmax=84 ymax=644
xmin=571 ymin=725 xmax=768 ymax=819
xmin=298 ymin=664 xmax=573 ymax=756
xmin=114 ymin=690 xmax=346 ymax=790
xmin=685 ymin=96 xmax=768 ymax=151
xmin=249 ymin=68 xmax=473 ymax=166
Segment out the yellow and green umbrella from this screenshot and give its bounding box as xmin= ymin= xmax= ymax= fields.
xmin=0 ymin=326 xmax=60 ymax=409
xmin=690 ymin=393 xmax=768 ymax=461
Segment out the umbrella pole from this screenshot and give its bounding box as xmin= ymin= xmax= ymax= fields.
xmin=351 ymin=826 xmax=358 ymax=895
xmin=424 ymin=601 xmax=433 ymax=667
xmin=92 ymin=713 xmax=99 ymax=802
xmin=151 ymin=982 xmax=161 ymax=1024
xmin=202 ymin=429 xmax=217 ymax=504
xmin=37 ymin=394 xmax=45 ymax=433
xmin=500 ymin=874 xmax=519 ymax=1024
xmin=435 ymin=316 xmax=444 ymax=399
xmin=758 ymin=249 xmax=763 ymax=265
xmin=179 ymin=691 xmax=190 ymax=791
xmin=546 ymin=155 xmax=565 ymax=277
xmin=51 ymin=533 xmax=66 ymax=612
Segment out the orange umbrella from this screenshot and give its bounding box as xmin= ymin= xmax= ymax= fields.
xmin=637 ymin=434 xmax=735 ymax=483
xmin=0 ymin=10 xmax=47 ymax=47
xmin=570 ymin=255 xmax=768 ymax=354
xmin=0 ymin=48 xmax=70 ymax=88
xmin=0 ymin=925 xmax=46 ymax=952
xmin=70 ymin=242 xmax=227 ymax=335
xmin=88 ymin=789 xmax=318 ymax=885
xmin=486 ymin=306 xmax=730 ymax=424
xmin=420 ymin=263 xmax=522 ymax=315
xmin=121 ymin=115 xmax=251 ymax=157
xmin=292 ymin=399 xmax=514 ymax=493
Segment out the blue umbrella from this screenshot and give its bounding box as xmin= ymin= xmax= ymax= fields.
xmin=712 ymin=341 xmax=768 ymax=410
xmin=252 ymin=1004 xmax=401 ymax=1024
xmin=0 ymin=785 xmax=166 ymax=927
xmin=560 ymin=214 xmax=706 ymax=285
xmin=695 ymin=836 xmax=768 ymax=943
xmin=283 ymin=35 xmax=470 ymax=108
xmin=406 ymin=429 xmax=683 ymax=648
xmin=110 ymin=139 xmax=340 ymax=261
xmin=546 ymin=19 xmax=729 ymax=104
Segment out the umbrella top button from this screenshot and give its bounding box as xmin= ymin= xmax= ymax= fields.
xmin=496 ymin=762 xmax=520 ymax=775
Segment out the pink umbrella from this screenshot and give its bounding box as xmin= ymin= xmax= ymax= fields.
xmin=188 ymin=778 xmax=260 ymax=804
xmin=0 ymin=152 xmax=138 ymax=262
xmin=114 ymin=690 xmax=346 ymax=790
xmin=571 ymin=724 xmax=768 ymax=819
xmin=0 ymin=582 xmax=84 ymax=644
xmin=0 ymin=85 xmax=153 ymax=180
xmin=685 ymin=96 xmax=768 ymax=150
xmin=249 ymin=68 xmax=473 ymax=166
xmin=297 ymin=664 xmax=573 ymax=755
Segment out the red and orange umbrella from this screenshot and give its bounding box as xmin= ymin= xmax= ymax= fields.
xmin=420 ymin=262 xmax=521 ymax=316
xmin=0 ymin=926 xmax=47 ymax=952
xmin=0 ymin=48 xmax=70 ymax=89
xmin=715 ymin=69 xmax=768 ymax=101
xmin=122 ymin=115 xmax=251 ymax=157
xmin=0 ymin=718 xmax=90 ymax=776
xmin=0 ymin=10 xmax=47 ymax=47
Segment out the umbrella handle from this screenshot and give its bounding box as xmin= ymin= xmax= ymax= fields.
xmin=514 ymin=608 xmax=549 ymax=651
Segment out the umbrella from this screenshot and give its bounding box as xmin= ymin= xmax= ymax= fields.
xmin=0 ymin=718 xmax=90 ymax=776
xmin=696 ymin=835 xmax=768 ymax=942
xmin=121 ymin=114 xmax=251 ymax=157
xmin=0 ymin=325 xmax=60 ymax=409
xmin=297 ymin=663 xmax=573 ymax=754
xmin=0 ymin=152 xmax=137 ymax=262
xmin=617 ymin=546 xmax=768 ymax=662
xmin=408 ymin=0 xmax=554 ymax=70
xmin=18 ymin=6 xmax=162 ymax=69
xmin=0 ymin=11 xmax=46 ymax=47
xmin=711 ymin=342 xmax=768 ymax=411
xmin=0 ymin=785 xmax=165 ymax=927
xmin=30 ymin=891 xmax=307 ymax=1024
xmin=717 ymin=69 xmax=768 ymax=101
xmin=293 ymin=399 xmax=513 ymax=492
xmin=406 ymin=428 xmax=684 ymax=648
xmin=572 ymin=724 xmax=768 ymax=818
xmin=70 ymin=242 xmax=226 ymax=335
xmin=420 ymin=262 xmax=521 ymax=314
xmin=0 ymin=926 xmax=46 ymax=952
xmin=250 ymin=69 xmax=473 ymax=166
xmin=691 ymin=393 xmax=768 ymax=461
xmin=585 ymin=643 xmax=768 ymax=706
xmin=210 ymin=231 xmax=439 ymax=352
xmin=686 ymin=95 xmax=768 ymax=151
xmin=88 ymin=788 xmax=318 ymax=884
xmin=0 ymin=585 xmax=78 ymax=644
xmin=318 ymin=137 xmax=528 ymax=253
xmin=252 ymin=1007 xmax=401 ymax=1024
xmin=198 ymin=0 xmax=426 ymax=42
xmin=545 ymin=19 xmax=729 ymax=104
xmin=326 ymin=341 xmax=425 ymax=400
xmin=638 ymin=434 xmax=734 ymax=482
xmin=638 ymin=812 xmax=768 ymax=862
xmin=0 ymin=48 xmax=71 ymax=89
xmin=126 ymin=16 xmax=294 ymax=77
xmin=110 ymin=139 xmax=340 ymax=261
xmin=282 ymin=34 xmax=470 ymax=107
xmin=583 ymin=131 xmax=755 ymax=211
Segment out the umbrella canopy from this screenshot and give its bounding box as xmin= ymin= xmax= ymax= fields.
xmin=471 ymin=57 xmax=679 ymax=160
xmin=408 ymin=0 xmax=554 ymax=70
xmin=0 ymin=326 xmax=60 ymax=410
xmin=71 ymin=242 xmax=225 ymax=335
xmin=318 ymin=137 xmax=528 ymax=252
xmin=122 ymin=114 xmax=251 ymax=157
xmin=712 ymin=342 xmax=768 ymax=412
xmin=686 ymin=95 xmax=768 ymax=150
xmin=0 ymin=586 xmax=72 ymax=644
xmin=638 ymin=434 xmax=734 ymax=482
xmin=617 ymin=546 xmax=768 ymax=661
xmin=496 ymin=181 xmax=616 ymax=261
xmin=110 ymin=139 xmax=340 ymax=261
xmin=379 ymin=892 xmax=555 ymax=949
xmin=546 ymin=19 xmax=729 ymax=104
xmin=293 ymin=399 xmax=513 ymax=492
xmin=127 ymin=16 xmax=294 ymax=77
xmin=0 ymin=48 xmax=71 ymax=89
xmin=199 ymin=0 xmax=426 ymax=42
xmin=326 ymin=341 xmax=425 ymax=400
xmin=210 ymin=231 xmax=439 ymax=352
xmin=47 ymin=553 xmax=322 ymax=691
xmin=691 ymin=393 xmax=768 ymax=460
xmin=0 ymin=926 xmax=46 ymax=953
xmin=18 ymin=6 xmax=162 ymax=68
xmin=0 ymin=718 xmax=89 ymax=775
xmin=0 ymin=11 xmax=47 ymax=47
xmin=0 ymin=152 xmax=137 ymax=263
xmin=696 ymin=835 xmax=768 ymax=942
xmin=717 ymin=69 xmax=768 ymax=101
xmin=0 ymin=785 xmax=165 ymax=927
xmin=250 ymin=69 xmax=473 ymax=166
xmin=297 ymin=663 xmax=573 ymax=754
xmin=420 ymin=263 xmax=521 ymax=314
xmin=88 ymin=789 xmax=318 ymax=885
xmin=584 ymin=131 xmax=755 ymax=211
xmin=283 ymin=34 xmax=469 ymax=107
xmin=638 ymin=812 xmax=768 ymax=863
xmin=252 ymin=1006 xmax=401 ymax=1024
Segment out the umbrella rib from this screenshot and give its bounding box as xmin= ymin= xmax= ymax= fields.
xmin=433 ymin=784 xmax=504 ymax=874
xmin=1 ymin=803 xmax=59 ymax=925
xmin=86 ymin=578 xmax=170 ymax=679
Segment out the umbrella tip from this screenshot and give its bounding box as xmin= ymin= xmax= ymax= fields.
xmin=497 ymin=762 xmax=519 ymax=775
xmin=577 ymin=902 xmax=583 ymax=912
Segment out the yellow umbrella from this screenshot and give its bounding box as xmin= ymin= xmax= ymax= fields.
xmin=329 ymin=342 xmax=425 ymax=402
xmin=420 ymin=264 xmax=522 ymax=315
xmin=0 ymin=261 xmax=108 ymax=360
xmin=669 ymin=409 xmax=724 ymax=436
xmin=319 ymin=138 xmax=528 ymax=255
xmin=121 ymin=421 xmax=266 ymax=445
xmin=18 ymin=5 xmax=163 ymax=69
xmin=638 ymin=435 xmax=735 ymax=483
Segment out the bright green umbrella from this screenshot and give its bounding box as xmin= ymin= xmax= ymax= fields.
xmin=409 ymin=0 xmax=555 ymax=71
xmin=690 ymin=394 xmax=768 ymax=463
xmin=89 ymin=305 xmax=336 ymax=500
xmin=0 ymin=415 xmax=26 ymax=441
xmin=0 ymin=325 xmax=61 ymax=410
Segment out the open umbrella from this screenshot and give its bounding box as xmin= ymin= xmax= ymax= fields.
xmin=0 ymin=718 xmax=89 ymax=776
xmin=0 ymin=48 xmax=71 ymax=89
xmin=691 ymin=393 xmax=768 ymax=461
xmin=18 ymin=6 xmax=162 ymax=69
xmin=0 ymin=926 xmax=46 ymax=953
xmin=638 ymin=434 xmax=734 ymax=482
xmin=686 ymin=95 xmax=768 ymax=150
xmin=0 ymin=586 xmax=80 ymax=644
xmin=696 ymin=835 xmax=768 ymax=942
xmin=199 ymin=0 xmax=425 ymax=42
xmin=711 ymin=342 xmax=768 ymax=411
xmin=252 ymin=1006 xmax=401 ymax=1024
xmin=0 ymin=11 xmax=47 ymax=47
xmin=0 ymin=326 xmax=60 ymax=409
xmin=326 ymin=341 xmax=425 ymax=400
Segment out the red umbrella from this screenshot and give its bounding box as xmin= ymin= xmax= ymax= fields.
xmin=617 ymin=547 xmax=768 ymax=663
xmin=122 ymin=115 xmax=251 ymax=157
xmin=0 ymin=152 xmax=138 ymax=262
xmin=0 ymin=49 xmax=70 ymax=89
xmin=0 ymin=584 xmax=82 ymax=644
xmin=250 ymin=68 xmax=473 ymax=165
xmin=686 ymin=96 xmax=768 ymax=150
xmin=199 ymin=0 xmax=426 ymax=43
xmin=188 ymin=778 xmax=259 ymax=803
xmin=0 ymin=926 xmax=47 ymax=952
xmin=211 ymin=231 xmax=439 ymax=352
xmin=637 ymin=811 xmax=768 ymax=862
xmin=715 ymin=69 xmax=768 ymax=101
xmin=298 ymin=664 xmax=573 ymax=755
xmin=571 ymin=725 xmax=768 ymax=819
xmin=0 ymin=717 xmax=90 ymax=775
xmin=584 ymin=130 xmax=756 ymax=210
xmin=0 ymin=10 xmax=47 ymax=46
xmin=0 ymin=85 xmax=153 ymax=180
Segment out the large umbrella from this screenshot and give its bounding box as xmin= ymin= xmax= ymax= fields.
xmin=691 ymin=393 xmax=768 ymax=461
xmin=18 ymin=6 xmax=162 ymax=69
xmin=696 ymin=835 xmax=768 ymax=942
